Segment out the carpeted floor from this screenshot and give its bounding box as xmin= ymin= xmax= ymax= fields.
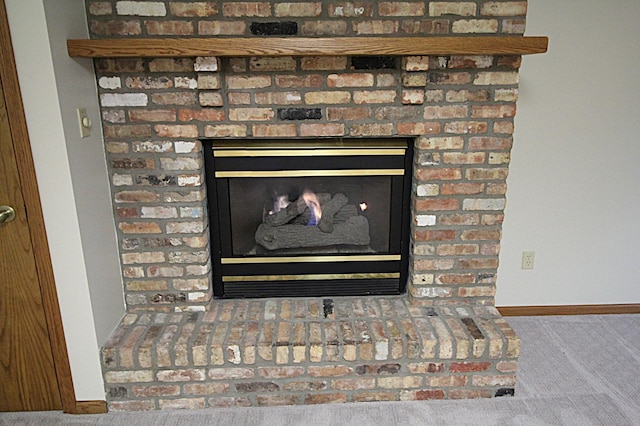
xmin=1 ymin=314 xmax=638 ymax=425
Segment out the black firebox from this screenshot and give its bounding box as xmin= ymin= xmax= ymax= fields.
xmin=203 ymin=138 xmax=413 ymax=298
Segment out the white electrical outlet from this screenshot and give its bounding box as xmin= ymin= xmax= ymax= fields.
xmin=521 ymin=251 xmax=535 ymax=270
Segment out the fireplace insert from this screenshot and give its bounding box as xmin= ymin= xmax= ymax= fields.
xmin=203 ymin=138 xmax=413 ymax=298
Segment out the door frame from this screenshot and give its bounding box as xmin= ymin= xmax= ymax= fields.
xmin=0 ymin=0 xmax=102 ymax=414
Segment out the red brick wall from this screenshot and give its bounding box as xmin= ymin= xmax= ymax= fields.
xmin=88 ymin=1 xmax=526 ymax=311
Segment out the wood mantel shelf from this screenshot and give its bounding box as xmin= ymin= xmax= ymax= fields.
xmin=67 ymin=36 xmax=547 ymax=58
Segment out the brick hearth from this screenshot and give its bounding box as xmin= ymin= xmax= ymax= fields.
xmin=86 ymin=0 xmax=534 ymax=409
xmin=102 ymin=296 xmax=518 ymax=410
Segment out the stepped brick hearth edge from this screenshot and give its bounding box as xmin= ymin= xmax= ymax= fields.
xmin=77 ymin=0 xmax=546 ymax=411
xmin=102 ymin=297 xmax=519 ymax=410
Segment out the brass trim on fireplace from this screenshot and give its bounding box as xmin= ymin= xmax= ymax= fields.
xmin=222 ymin=272 xmax=400 ymax=282
xmin=210 ymin=138 xmax=408 ymax=149
xmin=215 ymin=169 xmax=405 ymax=178
xmin=221 ymin=254 xmax=401 ymax=264
xmin=213 ymin=148 xmax=406 ymax=158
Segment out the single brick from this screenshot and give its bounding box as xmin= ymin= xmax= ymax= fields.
xmin=151 ymin=92 xmax=198 ymax=105
xmin=170 ymin=2 xmax=219 ymax=17
xmin=255 ymin=91 xmax=302 ymax=105
xmin=252 ymin=124 xmax=297 ymax=137
xmin=351 ymin=56 xmax=398 ymax=70
xmin=250 ymin=21 xmax=298 ymax=35
xmin=101 ymin=93 xmax=148 ymax=107
xmin=429 ymin=2 xmax=476 ymax=17
xmin=481 ymin=2 xmax=527 ymax=17
xmin=116 ymin=1 xmax=166 ymax=16
xmin=118 ymin=222 xmax=163 ymax=234
xmin=250 ymin=57 xmax=297 ymax=72
xmin=378 ymin=2 xmax=425 ymax=16
xmin=198 ymin=21 xmax=247 ymax=35
xmin=353 ymin=20 xmax=399 ymax=35
xmin=226 ymin=75 xmax=272 ymax=89
xmin=299 ymin=123 xmax=345 ymax=137
xmin=145 ymin=20 xmax=194 ymax=35
xmin=274 ymin=2 xmax=322 ymax=17
xmin=397 ymin=121 xmax=441 ymax=135
xmin=300 ymin=20 xmax=348 ymax=36
xmin=452 ymin=19 xmax=499 ymax=33
xmin=90 ymin=20 xmax=142 ymax=36
xmin=222 ymin=2 xmax=271 ymax=18
xmin=277 ymin=108 xmax=322 ymax=120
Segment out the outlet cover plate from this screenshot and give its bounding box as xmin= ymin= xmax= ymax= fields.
xmin=521 ymin=251 xmax=535 ymax=270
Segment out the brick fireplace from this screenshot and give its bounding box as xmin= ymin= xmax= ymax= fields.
xmin=82 ymin=0 xmax=544 ymax=410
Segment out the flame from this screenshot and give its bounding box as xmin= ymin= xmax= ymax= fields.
xmin=359 ymin=202 xmax=368 ymax=212
xmin=302 ymin=190 xmax=322 ymax=226
xmin=273 ymin=195 xmax=290 ymax=214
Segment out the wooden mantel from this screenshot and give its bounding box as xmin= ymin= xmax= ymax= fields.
xmin=67 ymin=36 xmax=547 ymax=58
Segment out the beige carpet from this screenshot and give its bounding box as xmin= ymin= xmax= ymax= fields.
xmin=1 ymin=314 xmax=638 ymax=425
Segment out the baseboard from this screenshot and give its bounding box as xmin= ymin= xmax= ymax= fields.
xmin=497 ymin=304 xmax=640 ymax=317
xmin=72 ymin=400 xmax=108 ymax=414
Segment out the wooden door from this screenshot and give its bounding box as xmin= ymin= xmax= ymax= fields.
xmin=0 ymin=45 xmax=63 ymax=413
xmin=0 ymin=0 xmax=80 ymax=412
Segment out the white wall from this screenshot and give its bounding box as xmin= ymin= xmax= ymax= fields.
xmin=5 ymin=0 xmax=124 ymax=401
xmin=496 ymin=0 xmax=640 ymax=306
xmin=41 ymin=0 xmax=125 ymax=346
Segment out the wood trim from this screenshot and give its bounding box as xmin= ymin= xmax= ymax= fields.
xmin=67 ymin=36 xmax=548 ymax=58
xmin=497 ymin=304 xmax=640 ymax=317
xmin=74 ymin=400 xmax=108 ymax=415
xmin=0 ymin=0 xmax=77 ymax=414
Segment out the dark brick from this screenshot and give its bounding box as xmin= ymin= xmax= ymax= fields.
xmin=430 ymin=56 xmax=449 ymax=69
xmin=136 ymin=175 xmax=177 ymax=186
xmin=111 ymin=158 xmax=153 ymax=169
xmin=417 ymin=152 xmax=439 ymax=165
xmin=356 ymin=363 xmax=401 ymax=375
xmin=426 ymin=363 xmax=445 ymax=373
xmin=427 ymin=71 xmax=471 ymax=84
xmin=250 ymin=21 xmax=298 ymax=36
xmin=415 ymin=390 xmax=445 ymax=400
xmin=94 ymin=58 xmax=145 ymax=73
xmin=461 ymin=318 xmax=485 ymax=340
xmin=151 ymin=293 xmax=186 ymax=304
xmin=323 ymin=299 xmax=334 ymax=317
xmin=121 ymin=238 xmax=141 ymax=250
xmin=142 ymin=237 xmax=178 ymax=248
xmin=186 ymin=312 xmax=200 ymax=323
xmin=236 ymin=382 xmax=280 ymax=393
xmin=116 ymin=207 xmax=138 ymax=218
xmin=495 ymin=388 xmax=515 ymax=397
xmin=102 ymin=354 xmax=116 ymax=367
xmin=107 ymin=386 xmax=128 ymax=398
xmin=478 ymin=273 xmax=495 ymax=281
xmin=351 ymin=56 xmax=397 ymax=70
xmin=278 ymin=108 xmax=322 ymax=120
xmin=428 ymin=72 xmax=448 ymax=84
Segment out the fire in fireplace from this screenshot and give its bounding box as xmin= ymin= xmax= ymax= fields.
xmin=204 ymin=138 xmax=413 ymax=298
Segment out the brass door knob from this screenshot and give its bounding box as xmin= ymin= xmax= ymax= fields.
xmin=0 ymin=205 xmax=16 ymax=223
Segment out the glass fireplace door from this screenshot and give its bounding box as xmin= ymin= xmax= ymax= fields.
xmin=204 ymin=139 xmax=412 ymax=298
xmin=227 ymin=175 xmax=391 ymax=256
